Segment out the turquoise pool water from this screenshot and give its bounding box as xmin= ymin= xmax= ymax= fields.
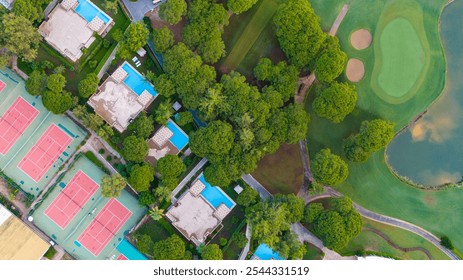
xmin=199 ymin=174 xmax=235 ymax=209
xmin=117 ymin=239 xmax=148 ymax=260
xmin=122 ymin=63 xmax=157 ymax=97
xmin=75 ymin=0 xmax=111 ymax=24
xmin=167 ymin=119 xmax=189 ymax=150
xmin=253 ymin=244 xmax=284 ymax=260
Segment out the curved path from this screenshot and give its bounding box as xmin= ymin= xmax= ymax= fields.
xmin=324 ymin=187 xmax=458 ymax=260
xmin=364 ymin=227 xmax=432 ymax=259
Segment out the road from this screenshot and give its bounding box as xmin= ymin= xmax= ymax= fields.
xmin=120 ymin=0 xmax=157 ymax=21
xmin=241 ymin=174 xmax=271 ymax=199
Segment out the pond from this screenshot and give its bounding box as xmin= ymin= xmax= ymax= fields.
xmin=386 ymin=0 xmax=463 ymax=187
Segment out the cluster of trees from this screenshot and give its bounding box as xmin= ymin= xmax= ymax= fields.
xmin=26 ymin=69 xmax=74 ymax=114
xmin=312 ymin=82 xmax=357 ymax=123
xmin=311 ymin=148 xmax=348 ymax=186
xmin=155 ymin=155 xmax=186 ymax=202
xmin=117 ymin=22 xmax=150 ymax=59
xmin=159 ymin=0 xmax=187 ymax=25
xmin=73 ymin=105 xmax=114 ymax=140
xmin=246 ymin=194 xmax=307 ymax=259
xmin=78 ymin=73 xmax=100 ymax=99
xmin=135 ymin=233 xmax=192 ymax=260
xmin=227 ymin=0 xmax=258 ymax=15
xmin=343 ymin=119 xmax=395 ymax=162
xmin=189 ymin=69 xmax=309 ymax=186
xmin=12 ymin=0 xmax=49 ymax=23
xmin=183 ymin=0 xmax=230 ymax=63
xmin=308 ymin=196 xmax=363 ymax=252
xmin=236 ymin=185 xmax=260 ymax=207
xmin=201 ymin=244 xmax=223 ymax=260
xmin=0 ymin=13 xmax=41 ymax=67
xmin=128 ymin=164 xmax=155 ymax=192
xmin=101 ymin=173 xmax=127 ymax=198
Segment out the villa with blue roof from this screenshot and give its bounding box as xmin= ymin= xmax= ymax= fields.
xmin=39 ymin=0 xmax=113 ymax=62
xmin=146 ymin=119 xmax=189 ymax=165
xmin=166 ymin=173 xmax=235 ymax=245
xmin=88 ymin=61 xmax=158 ymax=132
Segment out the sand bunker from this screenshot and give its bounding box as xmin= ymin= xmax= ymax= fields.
xmin=346 ymin=59 xmax=365 ymax=82
xmin=351 ymin=29 xmax=372 ymax=50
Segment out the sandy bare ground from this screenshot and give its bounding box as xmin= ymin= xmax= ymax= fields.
xmin=350 ymin=29 xmax=372 ymax=50
xmin=346 ymin=58 xmax=365 ymax=82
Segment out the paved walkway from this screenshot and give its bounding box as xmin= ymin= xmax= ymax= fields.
xmin=329 ymin=4 xmax=349 ymax=36
xmin=11 ymin=55 xmax=29 ymax=81
xmin=97 ymin=46 xmax=118 ymax=79
xmin=170 ymin=158 xmax=208 ymax=200
xmin=120 ymin=0 xmax=157 ymax=21
xmin=241 ymin=174 xmax=272 ymax=199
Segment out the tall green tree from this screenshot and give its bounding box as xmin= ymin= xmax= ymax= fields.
xmin=315 ymin=36 xmax=348 ymax=84
xmin=42 ymin=90 xmax=73 ymax=114
xmin=128 ymin=113 xmax=154 ymax=139
xmin=101 ymin=173 xmax=127 ymax=198
xmin=136 ymin=234 xmax=154 ymax=255
xmin=122 ymin=136 xmax=149 ymax=162
xmin=236 ymin=185 xmax=259 ymax=207
xmin=152 ymin=235 xmax=186 ymax=260
xmin=311 ymin=148 xmax=349 ymax=186
xmin=190 ymin=120 xmax=234 ymax=160
xmin=153 ymin=74 xmax=175 ymax=98
xmin=104 ymin=0 xmax=119 ymax=15
xmin=273 ymin=0 xmax=325 ymax=69
xmin=0 ymin=13 xmax=41 ymax=62
xmin=153 ymin=27 xmax=175 ymax=53
xmin=201 ymin=244 xmax=223 ymax=260
xmin=227 ymin=0 xmax=258 ymax=14
xmin=157 ymin=155 xmax=186 ymax=179
xmin=26 ymin=70 xmax=46 ymax=96
xmin=159 ymin=0 xmax=187 ymax=25
xmin=154 ymin=100 xmax=173 ymax=125
xmin=117 ymin=22 xmax=149 ymax=59
xmin=78 ymin=73 xmax=100 ymax=98
xmin=128 ymin=164 xmax=155 ymax=192
xmin=46 ymin=74 xmax=66 ymax=93
xmin=313 ymin=82 xmax=357 ymax=123
xmin=13 ymin=0 xmax=41 ymax=23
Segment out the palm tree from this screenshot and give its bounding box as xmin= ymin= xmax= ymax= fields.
xmin=149 ymin=206 xmax=164 ymax=221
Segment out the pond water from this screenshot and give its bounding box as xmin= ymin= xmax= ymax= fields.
xmin=386 ymin=0 xmax=463 ymax=187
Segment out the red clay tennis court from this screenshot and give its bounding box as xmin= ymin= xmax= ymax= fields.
xmin=0 ymin=80 xmax=5 ymax=92
xmin=18 ymin=124 xmax=72 ymax=182
xmin=0 ymin=97 xmax=39 ymax=155
xmin=117 ymin=254 xmax=128 ymax=260
xmin=44 ymin=171 xmax=99 ymax=229
xmin=78 ymin=199 xmax=132 ymax=256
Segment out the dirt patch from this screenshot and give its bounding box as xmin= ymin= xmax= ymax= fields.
xmin=346 ymin=58 xmax=365 ymax=82
xmin=350 ymin=29 xmax=372 ymax=50
xmin=252 ymin=143 xmax=304 ymax=194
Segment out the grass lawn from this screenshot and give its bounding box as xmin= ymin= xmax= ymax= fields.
xmin=306 ymin=0 xmax=463 ymax=252
xmin=252 ymin=143 xmax=304 ymax=194
xmin=219 ymin=0 xmax=285 ymax=76
xmin=340 ymin=218 xmax=450 ymax=260
xmin=303 ymin=242 xmax=324 ymax=260
xmin=43 ymin=246 xmax=57 ymax=259
xmin=134 ymin=218 xmax=175 ymax=243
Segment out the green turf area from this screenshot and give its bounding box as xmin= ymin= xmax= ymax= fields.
xmin=310 ymin=0 xmax=346 ymax=31
xmin=307 ymin=0 xmax=463 ymax=253
xmin=341 ymin=218 xmax=450 ymax=260
xmin=134 ymin=218 xmax=176 ymax=243
xmin=376 ymin=18 xmax=425 ymax=98
xmin=303 ymin=243 xmax=324 ymax=260
xmin=252 ymin=143 xmax=304 ymax=194
xmin=220 ymin=0 xmax=284 ymax=75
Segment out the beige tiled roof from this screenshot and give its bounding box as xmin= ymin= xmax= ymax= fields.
xmin=190 ymin=180 xmax=206 ymax=197
xmin=152 ymin=126 xmax=173 ymax=147
xmin=213 ymin=204 xmax=231 ymax=221
xmin=138 ymin=90 xmax=153 ymax=106
xmin=62 ymin=0 xmax=78 ymax=11
xmin=88 ymin=16 xmax=105 ymax=33
xmin=111 ymin=67 xmax=128 ymax=83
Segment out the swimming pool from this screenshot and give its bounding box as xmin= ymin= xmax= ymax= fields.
xmin=116 ymin=239 xmax=148 ymax=260
xmin=167 ymin=119 xmax=189 ymax=150
xmin=254 ymin=244 xmax=285 ymax=260
xmin=199 ymin=174 xmax=235 ymax=209
xmin=75 ymin=0 xmax=111 ymax=24
xmin=122 ymin=63 xmax=157 ymax=97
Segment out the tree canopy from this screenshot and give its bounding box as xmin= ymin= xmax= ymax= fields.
xmin=0 ymin=13 xmax=41 ymax=62
xmin=190 ymin=120 xmax=234 ymax=160
xmin=128 ymin=113 xmax=154 ymax=139
xmin=236 ymin=185 xmax=259 ymax=207
xmin=159 ymin=0 xmax=187 ymax=25
xmin=42 ymin=90 xmax=73 ymax=115
xmin=101 ymin=173 xmax=127 ymax=198
xmin=157 ymin=155 xmax=186 ymax=179
xmin=183 ymin=0 xmax=229 ymax=63
xmin=78 ymin=73 xmax=99 ymax=98
xmin=136 ymin=234 xmax=154 ymax=255
xmin=128 ymin=164 xmax=155 ymax=192
xmin=117 ymin=22 xmax=149 ymax=59
xmin=122 ymin=136 xmax=149 ymax=162
xmin=313 ymin=82 xmax=357 ymax=123
xmin=315 ymin=36 xmax=348 ymax=83
xmin=344 ymin=119 xmax=395 ymax=162
xmin=201 ymin=244 xmax=223 ymax=260
xmin=311 ymin=148 xmax=349 ymax=186
xmin=26 ymin=70 xmax=46 ymax=96
xmin=312 ymin=196 xmax=363 ymax=251
xmin=153 ymin=27 xmax=175 ymax=53
xmin=13 ymin=0 xmax=43 ymax=23
xmin=303 ymin=202 xmax=324 ymax=224
xmin=154 ymin=100 xmax=173 ymax=125
xmin=227 ymin=0 xmax=258 ymax=14
xmin=273 ymin=0 xmax=326 ymax=69
xmin=152 ymin=234 xmax=186 ymax=260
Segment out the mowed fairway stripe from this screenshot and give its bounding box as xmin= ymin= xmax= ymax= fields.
xmin=222 ymin=0 xmax=279 ymax=70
